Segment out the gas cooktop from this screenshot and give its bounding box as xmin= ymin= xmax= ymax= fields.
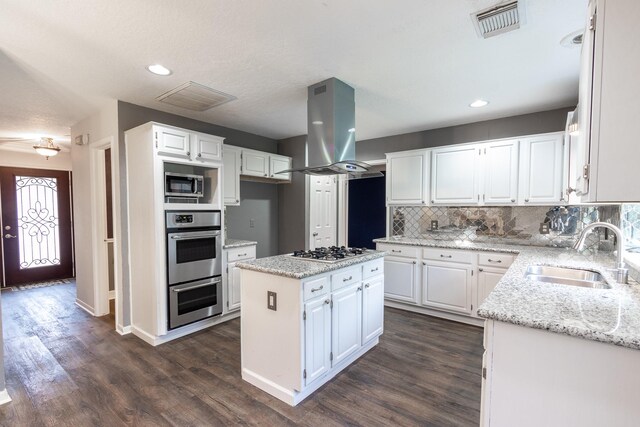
xmin=291 ymin=246 xmax=369 ymax=263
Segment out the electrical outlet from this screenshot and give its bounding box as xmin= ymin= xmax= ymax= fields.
xmin=249 ymin=219 xmax=255 ymax=228
xmin=267 ymin=291 xmax=277 ymax=311
xmin=539 ymin=222 xmax=550 ymax=235
xmin=431 ymin=220 xmax=439 ymax=231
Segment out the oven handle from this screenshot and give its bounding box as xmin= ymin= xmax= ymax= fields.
xmin=172 ymin=278 xmax=221 ymax=293
xmin=170 ymin=231 xmax=220 ymax=240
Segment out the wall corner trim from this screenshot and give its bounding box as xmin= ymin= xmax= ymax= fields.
xmin=75 ymin=299 xmax=96 ymax=316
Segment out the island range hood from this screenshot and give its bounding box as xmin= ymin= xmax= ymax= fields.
xmin=282 ymin=78 xmax=381 ymax=178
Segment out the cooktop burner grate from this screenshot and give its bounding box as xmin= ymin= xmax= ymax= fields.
xmin=291 ymin=246 xmax=369 ymax=263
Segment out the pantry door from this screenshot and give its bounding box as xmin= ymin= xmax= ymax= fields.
xmin=0 ymin=167 xmax=73 ymax=286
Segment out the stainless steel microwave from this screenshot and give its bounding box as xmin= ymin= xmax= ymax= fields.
xmin=165 ymin=172 xmax=204 ymax=198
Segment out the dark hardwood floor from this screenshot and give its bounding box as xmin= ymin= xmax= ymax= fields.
xmin=0 ymin=282 xmax=483 ymax=426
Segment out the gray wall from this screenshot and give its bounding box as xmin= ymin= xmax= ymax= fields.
xmin=277 ymin=107 xmax=574 ymax=251
xmin=278 ymin=135 xmax=308 ymax=253
xmin=117 ymin=101 xmax=280 ymax=325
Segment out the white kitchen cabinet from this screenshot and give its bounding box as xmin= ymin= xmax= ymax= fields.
xmin=481 ymin=140 xmax=519 ymax=205
xmin=386 ymin=150 xmax=429 ymax=205
xmin=518 ymin=134 xmax=564 ymax=205
xmin=570 ymin=0 xmax=640 ymax=202
xmin=422 ymin=260 xmax=473 ymax=315
xmin=331 ymin=284 xmax=363 ymax=365
xmin=362 ymin=275 xmax=384 ymax=343
xmin=304 ymin=296 xmax=332 ymax=385
xmin=270 ymin=154 xmax=292 ymax=181
xmin=223 ymin=145 xmax=241 ymax=206
xmin=477 ymin=267 xmax=505 ymax=312
xmin=224 ymin=245 xmax=256 ymax=312
xmin=242 ymin=149 xmax=269 ymax=178
xmin=193 ymin=132 xmax=223 ymax=163
xmin=383 ymin=256 xmax=419 ymax=304
xmin=155 ymin=126 xmax=191 ymax=159
xmin=431 ymin=145 xmax=480 ymax=205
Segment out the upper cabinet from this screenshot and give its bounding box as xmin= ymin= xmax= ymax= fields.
xmin=269 ymin=154 xmax=292 ymax=181
xmin=570 ymin=0 xmax=640 ymax=202
xmin=154 ymin=124 xmax=224 ymax=164
xmin=223 ymin=145 xmax=241 ymax=206
xmin=482 ymin=140 xmax=519 ymax=205
xmin=518 ymin=134 xmax=564 ymax=205
xmin=242 ymin=149 xmax=270 ymax=178
xmin=431 ymin=145 xmax=480 ymax=205
xmin=386 ymin=150 xmax=429 ymax=205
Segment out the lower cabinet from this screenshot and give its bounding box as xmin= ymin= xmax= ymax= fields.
xmin=477 ymin=267 xmax=507 ymax=308
xmin=304 ymin=296 xmax=332 ymax=385
xmin=224 ymin=245 xmax=257 ymax=312
xmin=422 ymin=260 xmax=473 ymax=315
xmin=331 ymin=284 xmax=363 ymax=365
xmin=383 ymin=255 xmax=419 ymax=304
xmin=362 ymin=276 xmax=385 ymax=343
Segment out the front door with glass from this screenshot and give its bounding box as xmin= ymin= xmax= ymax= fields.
xmin=0 ymin=167 xmax=74 ymax=286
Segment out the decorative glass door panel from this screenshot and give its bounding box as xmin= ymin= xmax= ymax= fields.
xmin=15 ymin=176 xmax=61 ymax=269
xmin=0 ymin=167 xmax=73 ymax=286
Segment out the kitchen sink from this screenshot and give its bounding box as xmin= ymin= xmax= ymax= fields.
xmin=524 ymin=265 xmax=611 ymax=289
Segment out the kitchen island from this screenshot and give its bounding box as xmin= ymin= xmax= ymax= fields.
xmin=236 ymin=250 xmax=385 ymax=406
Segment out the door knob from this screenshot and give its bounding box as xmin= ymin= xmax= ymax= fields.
xmin=4 ymin=234 xmax=17 ymax=239
xmin=4 ymin=225 xmax=10 ymax=230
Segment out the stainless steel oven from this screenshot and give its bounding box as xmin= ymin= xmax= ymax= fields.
xmin=166 ymin=211 xmax=221 ymax=285
xmin=168 ymin=276 xmax=223 ymax=329
xmin=166 ymin=210 xmax=222 ymax=329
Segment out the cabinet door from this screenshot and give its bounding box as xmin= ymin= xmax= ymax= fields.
xmin=223 ymin=146 xmax=241 ymax=206
xmin=519 ymin=134 xmax=564 ymax=204
xmin=194 ymin=133 xmax=223 ymax=162
xmin=383 ymin=256 xmax=419 ymax=304
xmin=386 ymin=151 xmax=428 ymax=205
xmin=242 ymin=149 xmax=269 ymax=178
xmin=477 ymin=267 xmax=506 ymax=310
xmin=362 ymin=276 xmax=384 ymax=343
xmin=422 ymin=261 xmax=473 ymax=315
xmin=155 ymin=126 xmax=191 ymax=159
xmin=227 ymin=262 xmax=242 ymax=311
xmin=269 ymin=155 xmax=292 ymax=180
xmin=304 ymin=296 xmax=332 ymax=385
xmin=331 ymin=284 xmax=362 ymax=365
xmin=431 ymin=145 xmax=480 ymax=205
xmin=482 ymin=140 xmax=519 ymax=205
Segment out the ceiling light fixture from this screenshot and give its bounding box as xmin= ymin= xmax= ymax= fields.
xmin=469 ymin=99 xmax=489 ymax=108
xmin=147 ymin=64 xmax=172 ymax=76
xmin=33 ymin=137 xmax=61 ymax=159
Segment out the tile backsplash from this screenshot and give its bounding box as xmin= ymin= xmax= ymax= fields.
xmin=390 ymin=205 xmax=620 ymax=253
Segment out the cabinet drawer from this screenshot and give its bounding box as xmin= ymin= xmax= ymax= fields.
xmin=331 ymin=267 xmax=362 ymax=291
xmin=376 ymin=244 xmax=419 ymax=258
xmin=303 ymin=276 xmax=329 ymax=301
xmin=423 ymin=248 xmax=474 ymax=264
xmin=226 ymin=246 xmax=256 ymax=263
xmin=363 ymin=258 xmax=384 ymax=279
xmin=478 ymin=253 xmax=515 ymax=268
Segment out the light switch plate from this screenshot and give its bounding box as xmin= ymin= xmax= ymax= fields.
xmin=267 ymin=291 xmax=277 ymax=311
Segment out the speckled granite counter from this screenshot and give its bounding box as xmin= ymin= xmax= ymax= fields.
xmin=223 ymin=239 xmax=257 ymax=250
xmin=236 ymin=251 xmax=386 ymax=279
xmin=374 ymin=236 xmax=640 ymax=351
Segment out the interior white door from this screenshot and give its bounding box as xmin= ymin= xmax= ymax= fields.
xmin=482 ymin=140 xmax=519 ymax=205
xmin=304 ymin=296 xmax=332 ymax=385
xmin=331 ymin=284 xmax=362 ymax=365
xmin=309 ymin=175 xmax=337 ymax=250
xmin=362 ymin=276 xmax=384 ymax=343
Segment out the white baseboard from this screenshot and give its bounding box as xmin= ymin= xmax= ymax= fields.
xmin=108 ymin=290 xmax=115 ymax=300
xmin=0 ymin=389 xmax=12 ymax=405
xmin=384 ymin=300 xmax=485 ymax=327
xmin=75 ymin=299 xmax=95 ymax=316
xmin=116 ymin=324 xmax=132 ymax=335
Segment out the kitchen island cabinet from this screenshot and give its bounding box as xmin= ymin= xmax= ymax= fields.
xmin=237 ymin=251 xmax=385 ymax=406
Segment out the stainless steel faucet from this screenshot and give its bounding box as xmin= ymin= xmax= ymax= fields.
xmin=573 ymin=222 xmax=629 ymax=284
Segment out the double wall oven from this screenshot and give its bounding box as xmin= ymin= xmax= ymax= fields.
xmin=166 ymin=210 xmax=222 ymax=329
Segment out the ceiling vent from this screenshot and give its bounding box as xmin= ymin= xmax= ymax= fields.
xmin=156 ymin=81 xmax=236 ymax=111
xmin=472 ymin=1 xmax=524 ymax=39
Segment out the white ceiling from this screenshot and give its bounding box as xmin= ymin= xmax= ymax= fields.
xmin=0 ymin=0 xmax=586 ymax=144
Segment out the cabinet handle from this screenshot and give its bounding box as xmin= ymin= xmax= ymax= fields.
xmin=511 ymin=199 xmax=516 ymax=203
xmin=477 ymin=195 xmax=480 ymax=202
xmin=413 ymin=261 xmax=416 ymax=264
xmin=236 ymin=199 xmax=239 ymax=203
xmin=487 ymin=259 xmax=502 ymax=263
xmin=187 ymin=151 xmax=191 ymax=156
xmin=422 ymin=200 xmax=425 ymax=204
xmin=391 ymin=249 xmax=401 ymax=253
xmin=483 ymin=194 xmax=485 ymax=201
xmin=524 ymin=198 xmax=530 ymax=202
xmin=311 ymin=285 xmax=324 ymax=293
xmin=479 ymin=268 xmax=484 ymax=272
xmin=431 ymin=200 xmax=434 ymax=204
xmin=324 ymin=299 xmax=330 ymax=305
xmin=440 ymin=254 xmax=452 ymax=258
xmin=357 ymin=287 xmax=362 ymax=291
xmin=370 ymin=267 xmax=378 ymax=272
xmin=239 ymin=253 xmax=247 ymax=257
xmin=343 ymin=276 xmax=352 ymax=282
xmin=197 ymin=153 xmax=202 ymax=158
xmin=264 ymin=173 xmax=267 ymax=177
xmin=423 ymin=262 xmax=426 ymax=266
xmin=365 ymin=284 xmax=370 ymax=288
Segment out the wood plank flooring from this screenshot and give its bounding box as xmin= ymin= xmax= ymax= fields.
xmin=0 ymin=282 xmax=483 ymax=426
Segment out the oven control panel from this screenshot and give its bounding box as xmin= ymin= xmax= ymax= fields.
xmin=166 ymin=211 xmax=221 ymax=230
xmin=174 ymin=214 xmax=194 ymax=224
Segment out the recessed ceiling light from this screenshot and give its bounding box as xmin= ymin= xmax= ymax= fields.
xmin=147 ymin=64 xmax=172 ymax=76
xmin=469 ymin=99 xmax=489 ymax=108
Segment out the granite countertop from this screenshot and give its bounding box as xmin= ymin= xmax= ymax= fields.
xmin=374 ymin=236 xmax=640 ymax=351
xmin=236 ymin=250 xmax=386 ymax=279
xmin=223 ymin=239 xmax=258 ymax=249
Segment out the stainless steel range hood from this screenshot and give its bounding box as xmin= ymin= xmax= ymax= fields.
xmin=282 ymin=78 xmax=380 ymax=178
